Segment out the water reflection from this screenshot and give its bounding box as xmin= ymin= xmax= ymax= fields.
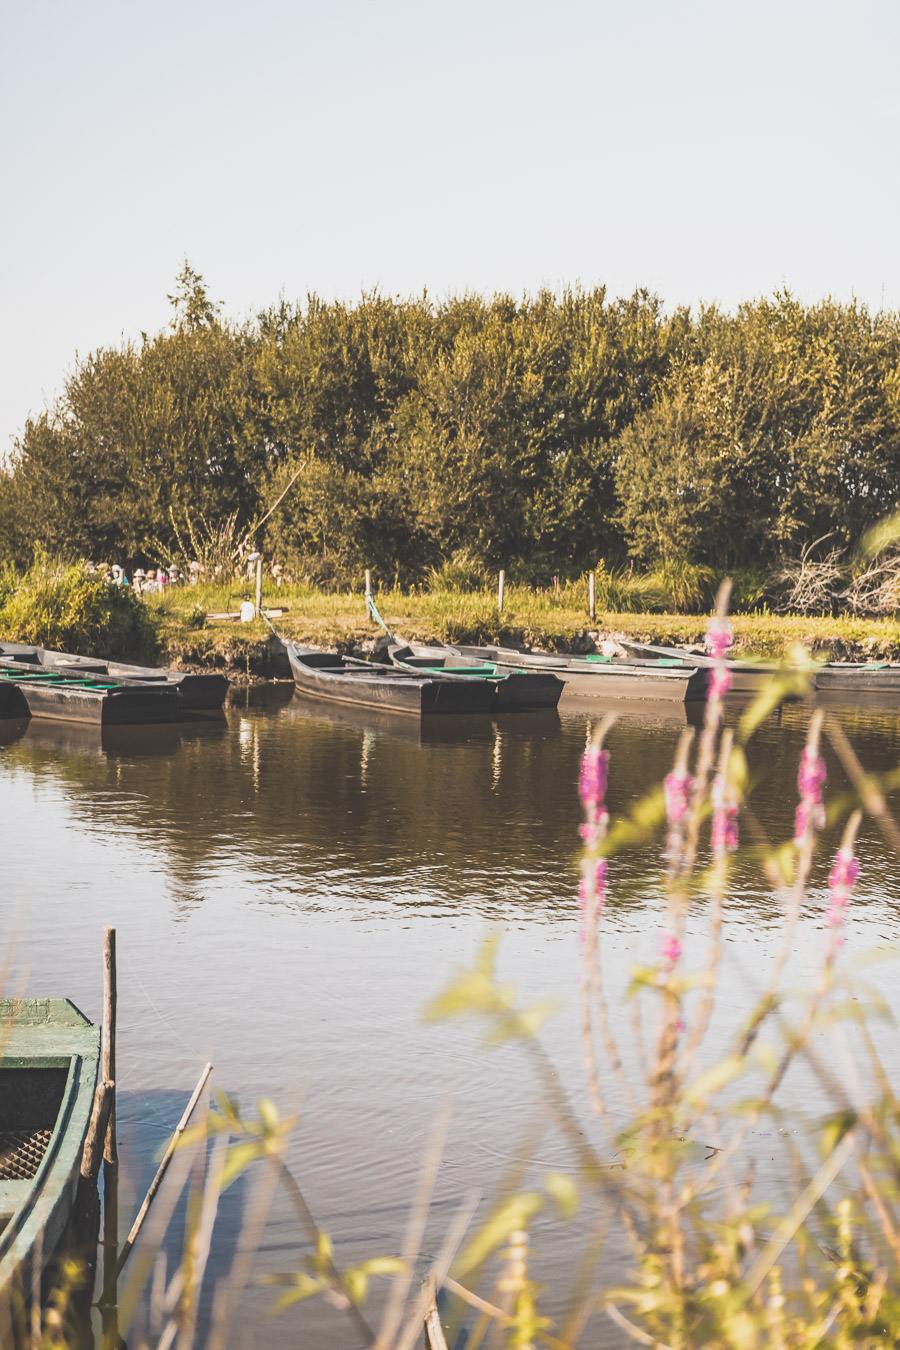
xmin=3 ymin=689 xmax=900 ymax=1347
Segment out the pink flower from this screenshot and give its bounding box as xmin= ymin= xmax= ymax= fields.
xmin=711 ymin=773 xmax=739 ymax=852
xmin=709 ymin=665 xmax=733 ymax=700
xmin=798 ymin=748 xmax=827 ymax=798
xmin=579 ymin=747 xmax=609 ymax=811
xmin=578 ymin=859 xmax=608 ymax=944
xmin=794 ymin=746 xmax=826 ymax=844
xmin=659 ymin=932 xmax=682 ymax=966
xmin=826 ymin=845 xmax=859 ymax=929
xmin=664 ymin=771 xmax=693 ymax=824
xmin=706 ymin=620 xmax=733 ymax=662
xmin=579 ymin=806 xmax=609 ymax=844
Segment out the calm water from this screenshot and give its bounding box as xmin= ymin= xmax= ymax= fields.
xmin=4 ymin=688 xmax=900 ymax=1346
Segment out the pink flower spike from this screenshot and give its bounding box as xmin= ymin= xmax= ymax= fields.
xmin=664 ymin=771 xmax=693 ymax=824
xmin=705 ymin=620 xmax=733 ymax=661
xmin=579 ymin=747 xmax=609 ymax=811
xmin=798 ymin=748 xmax=827 ymax=799
xmin=659 ymin=932 xmax=682 ymax=966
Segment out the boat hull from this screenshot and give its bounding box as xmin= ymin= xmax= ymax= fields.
xmin=388 ymin=644 xmax=564 ymax=710
xmin=814 ymin=664 xmax=900 ymax=692
xmin=287 ymin=645 xmax=495 ymax=715
xmin=0 ymin=645 xmax=229 ymax=713
xmin=0 ymin=672 xmax=182 ymax=724
xmin=453 ymin=645 xmax=708 ymax=703
xmin=0 ymin=999 xmax=100 ymax=1334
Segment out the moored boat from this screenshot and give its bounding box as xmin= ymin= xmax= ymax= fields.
xmin=618 ymin=639 xmax=779 ymax=693
xmin=449 ymin=643 xmax=709 ymax=702
xmin=0 ymin=644 xmax=229 ymax=713
xmin=287 ymin=644 xmax=496 ymax=715
xmin=0 ymin=667 xmax=182 ymax=725
xmin=814 ymin=661 xmax=900 ymax=692
xmin=387 ymin=642 xmax=564 ymax=710
xmin=0 ymin=999 xmax=100 ymax=1329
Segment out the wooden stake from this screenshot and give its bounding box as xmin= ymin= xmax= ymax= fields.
xmin=101 ymin=927 xmax=119 ymax=1314
xmin=423 ymin=1276 xmax=449 ymax=1350
xmin=101 ymin=928 xmax=117 ymax=1164
xmin=589 ymin=570 xmax=596 ymax=623
xmin=255 ymin=555 xmax=263 ymax=617
xmin=365 ymin=569 xmax=372 ymax=597
xmin=114 ymin=1061 xmax=214 ymax=1280
xmin=81 ymin=1081 xmax=115 ymax=1184
xmin=497 ymin=570 xmax=505 ymax=614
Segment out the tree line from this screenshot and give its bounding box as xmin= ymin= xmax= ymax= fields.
xmin=3 ymin=265 xmax=899 ymax=587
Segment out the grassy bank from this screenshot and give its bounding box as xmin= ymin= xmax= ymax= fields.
xmin=147 ymin=581 xmax=900 ymax=671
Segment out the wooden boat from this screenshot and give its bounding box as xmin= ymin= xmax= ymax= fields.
xmin=449 ymin=644 xmax=709 ymax=703
xmin=617 ymin=639 xmax=778 ymax=693
xmin=0 ymin=999 xmax=100 ymax=1325
xmin=621 ymin=639 xmax=900 ymax=696
xmin=387 ymin=643 xmax=564 ymax=711
xmin=0 ymin=666 xmax=182 ymax=725
xmin=0 ymin=644 xmax=229 ymax=713
xmin=814 ymin=661 xmax=900 ymax=692
xmin=287 ymin=645 xmax=496 ymax=715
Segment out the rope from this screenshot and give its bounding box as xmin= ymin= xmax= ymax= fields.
xmin=365 ymin=593 xmax=396 ymax=643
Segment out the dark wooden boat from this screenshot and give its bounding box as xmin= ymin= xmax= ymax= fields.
xmin=0 ymin=999 xmax=100 ymax=1327
xmin=0 ymin=666 xmax=182 ymax=725
xmin=287 ymin=645 xmax=496 ymax=715
xmin=0 ymin=644 xmax=229 ymax=713
xmin=618 ymin=639 xmax=778 ymax=693
xmin=387 ymin=643 xmax=564 ymax=711
xmin=450 ymin=644 xmax=709 ymax=703
xmin=814 ymin=661 xmax=900 ymax=692
xmin=621 ymin=640 xmax=900 ymax=696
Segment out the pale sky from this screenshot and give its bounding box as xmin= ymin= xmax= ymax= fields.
xmin=2 ymin=0 xmax=898 ymax=453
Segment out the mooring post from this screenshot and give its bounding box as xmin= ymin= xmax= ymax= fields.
xmin=589 ymin=570 xmax=595 ymax=623
xmin=498 ymin=570 xmax=505 ymax=613
xmin=101 ymin=927 xmax=119 ymax=1313
xmin=365 ymin=568 xmax=372 ymax=598
xmin=255 ymin=555 xmax=263 ymax=617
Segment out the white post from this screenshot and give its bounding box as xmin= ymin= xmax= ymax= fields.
xmin=255 ymin=556 xmax=263 ymax=617
xmin=589 ymin=571 xmax=595 ymax=623
xmin=498 ymin=570 xmax=505 ymax=613
xmin=365 ymin=569 xmax=372 ymax=598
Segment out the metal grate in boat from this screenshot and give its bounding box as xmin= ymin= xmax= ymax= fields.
xmin=0 ymin=1128 xmax=53 ymax=1180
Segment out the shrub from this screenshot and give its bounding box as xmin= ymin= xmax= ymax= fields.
xmin=425 ymin=549 xmax=488 ymax=594
xmin=0 ymin=559 xmax=159 ymax=659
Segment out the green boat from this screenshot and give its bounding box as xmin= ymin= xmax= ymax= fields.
xmin=0 ymin=999 xmax=100 ymax=1328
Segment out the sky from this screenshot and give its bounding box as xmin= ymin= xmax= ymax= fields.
xmin=2 ymin=0 xmax=899 ymax=453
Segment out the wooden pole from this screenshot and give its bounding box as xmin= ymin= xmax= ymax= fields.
xmin=497 ymin=570 xmax=505 ymax=614
xmin=589 ymin=570 xmax=596 ymax=623
xmin=82 ymin=1081 xmax=115 ymax=1185
xmin=365 ymin=568 xmax=372 ymax=597
xmin=101 ymin=928 xmax=117 ymax=1164
xmin=114 ymin=1061 xmax=214 ymax=1281
xmin=101 ymin=928 xmax=119 ymax=1314
xmin=255 ymin=555 xmax=263 ymax=617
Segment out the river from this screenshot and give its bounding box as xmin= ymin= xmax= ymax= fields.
xmin=3 ymin=687 xmax=900 ymax=1347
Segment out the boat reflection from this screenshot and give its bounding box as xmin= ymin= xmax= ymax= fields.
xmin=18 ymin=714 xmax=228 ymax=760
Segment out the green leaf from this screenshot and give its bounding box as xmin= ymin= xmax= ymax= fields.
xmin=454 ymin=1193 xmax=545 ymax=1277
xmin=542 ymin=1172 xmax=579 ymax=1219
xmin=221 ymin=1139 xmax=264 ymax=1190
xmin=682 ymin=1055 xmax=743 ymax=1107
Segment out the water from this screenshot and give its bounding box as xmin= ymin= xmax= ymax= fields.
xmin=3 ymin=688 xmax=900 ymax=1346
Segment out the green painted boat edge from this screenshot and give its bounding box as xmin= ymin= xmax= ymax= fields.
xmin=0 ymin=999 xmax=100 ymax=1311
